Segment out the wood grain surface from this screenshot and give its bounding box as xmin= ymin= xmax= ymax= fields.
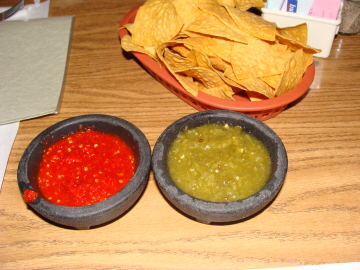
xmin=1 ymin=0 xmax=359 ymax=269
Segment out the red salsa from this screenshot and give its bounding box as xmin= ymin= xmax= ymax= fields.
xmin=37 ymin=130 xmax=135 ymax=207
xmin=23 ymin=189 xmax=39 ymax=203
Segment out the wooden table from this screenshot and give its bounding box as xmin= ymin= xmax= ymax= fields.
xmin=1 ymin=0 xmax=359 ymax=269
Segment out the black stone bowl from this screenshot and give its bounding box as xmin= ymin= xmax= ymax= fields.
xmin=152 ymin=110 xmax=288 ymax=224
xmin=17 ymin=114 xmax=151 ymax=229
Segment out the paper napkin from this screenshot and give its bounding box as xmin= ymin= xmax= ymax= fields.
xmin=0 ymin=0 xmax=51 ymax=190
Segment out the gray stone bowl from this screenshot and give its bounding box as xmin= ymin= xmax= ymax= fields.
xmin=152 ymin=110 xmax=288 ymax=224
xmin=17 ymin=114 xmax=151 ymax=229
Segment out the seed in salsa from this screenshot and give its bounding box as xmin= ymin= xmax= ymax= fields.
xmin=37 ymin=130 xmax=135 ymax=207
xmin=167 ymin=123 xmax=271 ymax=202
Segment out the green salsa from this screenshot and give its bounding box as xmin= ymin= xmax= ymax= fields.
xmin=167 ymin=123 xmax=271 ymax=202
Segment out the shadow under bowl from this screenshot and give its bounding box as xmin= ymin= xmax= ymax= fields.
xmin=17 ymin=114 xmax=151 ymax=229
xmin=151 ymin=110 xmax=288 ymax=224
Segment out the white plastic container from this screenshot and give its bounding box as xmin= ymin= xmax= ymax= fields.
xmin=261 ymin=8 xmax=342 ymax=58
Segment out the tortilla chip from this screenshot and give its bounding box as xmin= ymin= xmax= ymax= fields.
xmin=216 ymin=0 xmax=236 ymax=7
xmin=185 ymin=11 xmax=248 ymax=43
xmin=119 ymin=23 xmax=134 ymax=34
xmin=277 ymin=23 xmax=308 ymax=44
xmin=234 ymin=0 xmax=265 ymax=11
xmin=222 ymin=64 xmax=275 ymax=98
xmin=224 ymin=5 xmax=277 ymax=41
xmin=231 ymin=38 xmax=293 ymax=80
xmin=180 ymin=67 xmax=234 ymax=99
xmin=121 ymin=0 xmax=319 ymax=101
xmin=199 ymin=3 xmax=251 ymax=40
xmin=173 ymin=0 xmax=218 ymax=28
xmin=177 ymin=36 xmax=219 ymax=57
xmin=261 ymin=74 xmax=282 ymax=89
xmin=276 ymin=27 xmax=322 ymax=54
xmin=237 ymin=77 xmax=275 ymax=98
xmin=246 ymin=91 xmax=269 ymax=101
xmin=209 ymin=56 xmax=230 ymax=72
xmin=171 ymin=44 xmax=195 ymax=59
xmin=192 ymin=48 xmax=212 ymax=69
xmin=275 ymin=49 xmax=312 ymax=96
xmin=163 ymin=48 xmax=198 ymax=71
xmin=202 ymin=85 xmax=234 ymax=100
xmin=121 ymin=35 xmax=157 ymax=59
xmin=209 ymin=38 xmax=234 ymax=63
xmin=132 ymin=0 xmax=183 ymax=47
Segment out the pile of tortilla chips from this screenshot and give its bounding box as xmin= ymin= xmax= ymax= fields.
xmin=121 ymin=0 xmax=321 ymax=101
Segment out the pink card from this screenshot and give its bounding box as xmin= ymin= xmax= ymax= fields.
xmin=309 ymin=0 xmax=341 ymax=20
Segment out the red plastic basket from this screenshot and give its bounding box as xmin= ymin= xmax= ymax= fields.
xmin=118 ymin=5 xmax=315 ymax=121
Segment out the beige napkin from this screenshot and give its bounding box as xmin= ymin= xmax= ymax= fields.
xmin=0 ymin=0 xmax=52 ymax=190
xmin=0 ymin=15 xmax=74 ymax=125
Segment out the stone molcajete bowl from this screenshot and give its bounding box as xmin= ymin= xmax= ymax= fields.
xmin=17 ymin=114 xmax=151 ymax=229
xmin=152 ymin=110 xmax=288 ymax=224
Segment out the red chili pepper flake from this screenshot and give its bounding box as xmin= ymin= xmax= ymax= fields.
xmin=37 ymin=130 xmax=135 ymax=207
xmin=23 ymin=189 xmax=39 ymax=203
